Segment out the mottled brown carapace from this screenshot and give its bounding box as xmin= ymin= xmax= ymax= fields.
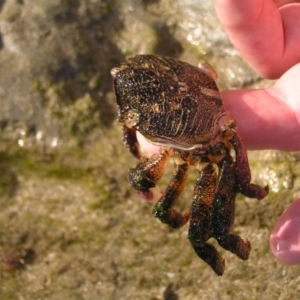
xmin=111 ymin=55 xmax=268 ymax=276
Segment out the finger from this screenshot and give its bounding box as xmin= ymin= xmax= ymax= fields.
xmin=214 ymin=0 xmax=283 ymax=77
xmin=270 ymin=197 xmax=300 ymax=265
xmin=223 ymin=62 xmax=300 ymax=151
xmin=222 ymin=88 xmax=300 ymax=151
xmin=214 ymin=0 xmax=300 ymax=78
xmin=271 ymin=63 xmax=300 ymax=127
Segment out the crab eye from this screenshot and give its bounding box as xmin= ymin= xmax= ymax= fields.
xmin=110 ymin=67 xmax=121 ymax=78
xmin=119 ymin=109 xmax=140 ymax=128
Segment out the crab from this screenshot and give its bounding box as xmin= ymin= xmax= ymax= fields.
xmin=111 ymin=55 xmax=269 ymax=276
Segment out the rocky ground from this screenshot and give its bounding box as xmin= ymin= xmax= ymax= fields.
xmin=0 ymin=0 xmax=300 ymax=299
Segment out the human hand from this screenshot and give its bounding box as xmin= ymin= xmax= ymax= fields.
xmin=136 ymin=0 xmax=300 ymax=266
xmin=213 ymin=0 xmax=300 ymax=266
xmin=137 ymin=62 xmax=300 ymax=265
xmin=213 ymin=0 xmax=300 ymax=79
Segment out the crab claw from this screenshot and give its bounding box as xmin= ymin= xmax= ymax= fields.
xmin=137 ymin=186 xmax=163 ymax=202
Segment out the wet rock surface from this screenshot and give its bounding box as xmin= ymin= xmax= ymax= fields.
xmin=0 ymin=0 xmax=299 ymax=299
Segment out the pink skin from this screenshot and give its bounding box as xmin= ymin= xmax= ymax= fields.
xmin=214 ymin=0 xmax=300 ymax=79
xmin=136 ymin=0 xmax=300 ymax=265
xmin=213 ymin=0 xmax=300 ymax=266
xmin=270 ymin=197 xmax=300 ymax=265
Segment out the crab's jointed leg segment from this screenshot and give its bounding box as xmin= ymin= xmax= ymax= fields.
xmin=211 ymin=159 xmax=251 ymax=261
xmin=218 ymin=234 xmax=251 ymax=260
xmin=231 ymin=135 xmax=269 ymax=200
xmin=188 ymin=163 xmax=225 ymax=276
xmin=152 ymin=152 xmax=190 ymax=229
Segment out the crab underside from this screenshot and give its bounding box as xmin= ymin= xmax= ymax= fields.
xmin=111 ymin=55 xmax=269 ymax=275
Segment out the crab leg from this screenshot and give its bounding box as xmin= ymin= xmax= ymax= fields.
xmin=231 ymin=135 xmax=269 ymax=200
xmin=188 ymin=163 xmax=225 ymax=276
xmin=152 ymin=152 xmax=190 ymax=228
xmin=211 ymin=159 xmax=251 ymax=261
